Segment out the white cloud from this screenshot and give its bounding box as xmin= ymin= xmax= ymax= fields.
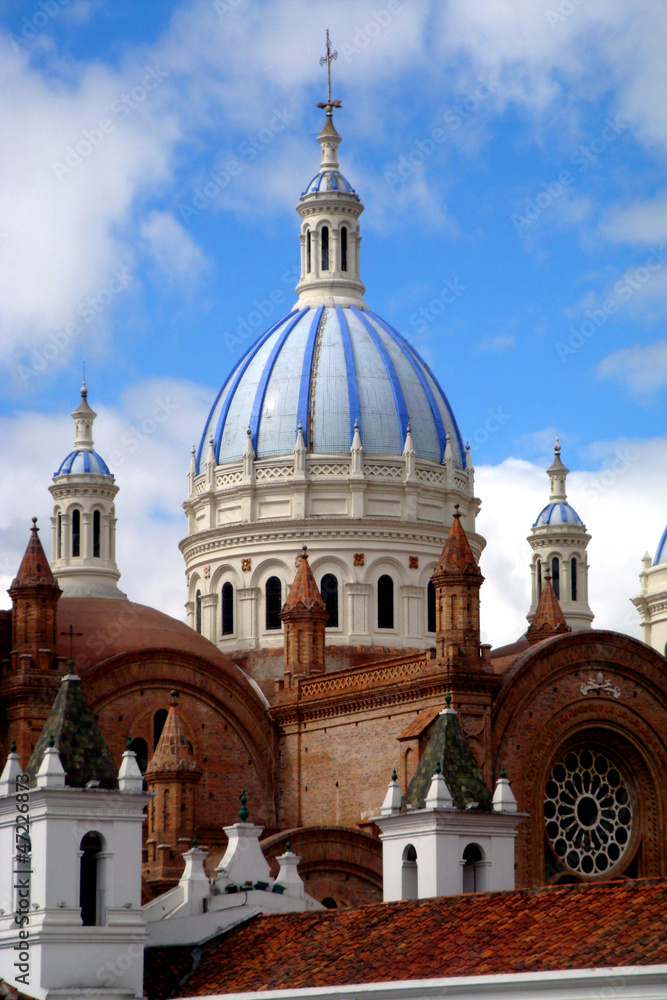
xmin=140 ymin=210 xmax=208 ymax=283
xmin=1 ymin=382 xmax=660 ymax=657
xmin=0 ymin=377 xmax=211 ymax=620
xmin=598 ymin=341 xmax=667 ymax=395
xmin=476 ymin=333 xmax=515 ymax=352
xmin=477 ymin=435 xmax=667 ymax=647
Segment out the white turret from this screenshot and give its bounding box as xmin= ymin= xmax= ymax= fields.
xmin=294 ymin=101 xmax=366 ymax=308
xmin=49 ymin=382 xmax=126 ymax=599
xmin=527 ymin=437 xmax=593 ymax=631
xmin=632 ymin=533 xmax=667 ymax=655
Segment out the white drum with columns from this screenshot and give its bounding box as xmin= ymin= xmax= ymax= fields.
xmin=49 ymin=382 xmax=126 ymax=600
xmin=527 ymin=439 xmax=593 ymax=631
xmin=181 ymin=105 xmax=484 ymax=654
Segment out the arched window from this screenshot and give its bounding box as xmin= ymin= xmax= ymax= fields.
xmin=306 ymin=230 xmax=311 ymax=272
xmin=571 ymin=557 xmax=577 ymax=601
xmin=321 ymin=896 xmax=338 ymax=909
xmin=72 ymin=508 xmax=80 ymax=557
xmin=153 ymin=709 xmax=168 ymax=749
xmin=427 ymin=580 xmax=436 ymax=633
xmin=551 ymin=557 xmax=560 ymax=599
xmin=401 ymin=844 xmax=418 ymax=900
xmin=462 ymin=843 xmax=484 ymax=894
xmin=321 ymin=573 xmax=339 ymax=628
xmin=341 ymin=226 xmax=348 ymax=271
xmin=129 ymin=737 xmax=148 ymax=774
xmin=195 ymin=590 xmax=202 ymax=633
xmin=537 ymin=559 xmax=542 ymax=598
xmin=79 ymin=832 xmax=103 ymax=926
xmin=57 ymin=512 xmax=62 ymax=559
xmin=265 ymin=576 xmax=282 ymax=630
xmin=222 ymin=582 xmax=234 ymax=635
xmin=93 ymin=509 xmax=101 ymax=558
xmin=378 ymin=574 xmax=394 ymax=629
xmin=321 ymin=226 xmax=329 ymax=270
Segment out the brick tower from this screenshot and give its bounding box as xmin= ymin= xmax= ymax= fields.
xmin=145 ymin=690 xmax=202 ymax=886
xmin=526 ymin=571 xmax=571 ymax=644
xmin=280 ymin=546 xmax=329 ymax=682
xmin=1 ymin=518 xmax=64 ymax=764
xmin=431 ymin=506 xmax=484 ymax=665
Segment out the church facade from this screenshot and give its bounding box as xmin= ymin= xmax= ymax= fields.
xmin=1 ymin=98 xmax=666 ymax=913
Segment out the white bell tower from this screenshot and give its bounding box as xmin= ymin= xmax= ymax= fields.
xmin=49 ymin=382 xmax=126 ymax=599
xmin=527 ymin=438 xmax=593 ymax=631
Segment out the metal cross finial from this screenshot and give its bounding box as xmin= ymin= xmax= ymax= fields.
xmin=61 ymin=624 xmax=83 ymax=661
xmin=319 ymin=28 xmax=338 ymax=107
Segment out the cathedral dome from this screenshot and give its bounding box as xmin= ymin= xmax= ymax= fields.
xmin=653 ymin=525 xmax=667 ymax=565
xmin=197 ymin=304 xmax=465 ymax=471
xmin=303 ymin=168 xmax=356 ymax=195
xmin=533 ymin=501 xmax=583 ymax=528
xmin=55 ymin=448 xmax=112 ymax=477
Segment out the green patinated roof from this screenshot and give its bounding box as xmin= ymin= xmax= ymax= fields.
xmin=403 ymin=709 xmax=492 ymax=812
xmin=26 ymin=672 xmax=118 ymax=789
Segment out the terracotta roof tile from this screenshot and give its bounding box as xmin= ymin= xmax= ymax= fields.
xmin=146 ymin=691 xmax=201 ymax=775
xmin=526 ymin=575 xmax=570 ymax=644
xmin=281 ymin=547 xmax=327 ymax=614
xmin=151 ymin=879 xmax=667 ymax=997
xmin=433 ymin=509 xmax=482 ymax=577
xmin=10 ymin=518 xmax=60 ymax=592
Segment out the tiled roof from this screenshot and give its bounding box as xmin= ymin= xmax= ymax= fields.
xmin=526 ymin=576 xmax=570 ymax=644
xmin=25 ymin=670 xmax=118 ymax=789
xmin=146 ymin=879 xmax=667 ymax=998
xmin=10 ymin=518 xmax=60 ymax=591
xmin=281 ymin=547 xmax=327 ymax=614
xmin=146 ymin=691 xmax=201 ymax=775
xmin=0 ymin=979 xmax=35 ymax=1000
xmin=433 ymin=509 xmax=482 ymax=577
xmin=402 ymin=705 xmax=492 ymax=811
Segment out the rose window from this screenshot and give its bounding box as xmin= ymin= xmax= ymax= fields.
xmin=543 ymin=749 xmax=633 ymax=876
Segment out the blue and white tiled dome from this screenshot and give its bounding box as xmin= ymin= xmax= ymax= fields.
xmin=198 ymin=305 xmax=464 ymax=471
xmin=55 ymin=449 xmax=112 ymax=477
xmin=303 ymin=168 xmax=356 ymax=195
xmin=654 ymin=525 xmax=667 ymax=564
xmin=533 ymin=501 xmax=583 ymax=528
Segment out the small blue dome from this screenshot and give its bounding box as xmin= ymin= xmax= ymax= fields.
xmin=654 ymin=525 xmax=667 ymax=565
xmin=303 ymin=169 xmax=356 ymax=196
xmin=55 ymin=449 xmax=112 ymax=477
xmin=198 ymin=305 xmax=464 ymax=472
xmin=533 ymin=502 xmax=584 ymax=528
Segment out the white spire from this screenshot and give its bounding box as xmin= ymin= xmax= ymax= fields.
xmin=50 ymin=382 xmax=126 ymax=600
xmin=71 ymin=379 xmax=96 ymax=450
xmin=294 ymin=53 xmax=366 ymax=309
xmin=547 ymin=435 xmax=569 ymax=502
xmin=350 ymin=418 xmax=363 ymax=477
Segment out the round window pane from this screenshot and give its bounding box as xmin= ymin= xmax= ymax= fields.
xmin=543 ymin=749 xmax=633 ymax=876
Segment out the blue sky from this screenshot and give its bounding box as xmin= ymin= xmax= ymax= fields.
xmin=1 ymin=0 xmax=667 ymax=643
